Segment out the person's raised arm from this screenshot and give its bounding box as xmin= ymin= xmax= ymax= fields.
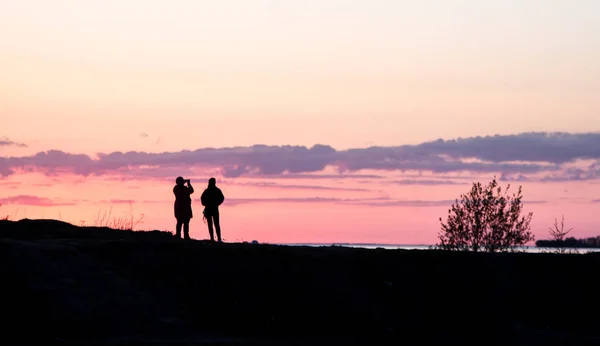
xmin=187 ymin=179 xmax=194 ymax=194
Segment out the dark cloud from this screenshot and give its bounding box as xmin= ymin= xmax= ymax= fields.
xmin=1 ymin=132 xmax=599 ymax=180
xmin=0 ymin=137 xmax=27 ymax=148
xmin=416 ymin=132 xmax=600 ymax=164
xmin=0 ymin=195 xmax=77 ymax=206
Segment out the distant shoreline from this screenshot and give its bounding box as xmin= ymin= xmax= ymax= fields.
xmin=278 ymin=242 xmax=600 ymax=252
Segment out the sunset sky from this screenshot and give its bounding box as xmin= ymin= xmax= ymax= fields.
xmin=1 ymin=0 xmax=599 ymax=244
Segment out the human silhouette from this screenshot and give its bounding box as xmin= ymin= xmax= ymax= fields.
xmin=200 ymin=177 xmax=225 ymax=242
xmin=173 ymin=176 xmax=194 ymax=240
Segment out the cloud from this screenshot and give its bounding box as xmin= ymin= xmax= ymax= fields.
xmin=246 ymin=173 xmax=385 ymax=180
xmin=0 ymin=195 xmax=77 ymax=206
xmin=1 ymin=132 xmax=599 ymax=181
xmin=0 ymin=181 xmax=19 ymax=190
xmin=0 ymin=181 xmax=20 ymax=186
xmin=342 ymin=199 xmax=547 ymax=207
xmin=347 ymin=199 xmax=457 ymax=207
xmin=223 ymin=180 xmax=370 ymax=192
xmin=593 ymin=199 xmax=600 ymax=203
xmin=226 ymin=196 xmax=451 ymax=207
xmin=100 ymin=199 xmax=164 ymax=204
xmin=224 ymin=197 xmax=549 ymax=207
xmin=106 ymin=199 xmax=136 ymax=204
xmin=225 ymin=197 xmax=354 ymax=206
xmin=416 ymin=132 xmax=600 ymax=164
xmin=31 ymin=183 xmax=55 ymax=187
xmin=499 ymin=163 xmax=600 ymax=182
xmin=388 ymin=179 xmax=464 ymax=185
xmin=140 ymin=132 xmax=162 ymax=145
xmin=0 ymin=137 xmax=27 ymax=148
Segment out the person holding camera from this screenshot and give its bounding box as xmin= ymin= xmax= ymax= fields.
xmin=173 ymin=176 xmax=194 ymax=240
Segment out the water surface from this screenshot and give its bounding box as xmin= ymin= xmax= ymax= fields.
xmin=279 ymin=243 xmax=600 ymax=253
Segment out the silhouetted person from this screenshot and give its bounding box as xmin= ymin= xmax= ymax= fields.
xmin=173 ymin=176 xmax=194 ymax=240
xmin=201 ymin=177 xmax=225 ymax=242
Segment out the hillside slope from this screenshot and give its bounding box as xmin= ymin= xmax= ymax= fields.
xmin=1 ymin=219 xmax=599 ymax=345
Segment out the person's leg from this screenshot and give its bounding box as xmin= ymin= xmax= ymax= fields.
xmin=175 ymin=219 xmax=183 ymax=238
xmin=183 ymin=219 xmax=190 ymax=240
xmin=207 ymin=215 xmax=215 ymax=241
xmin=214 ymin=212 xmax=222 ymax=242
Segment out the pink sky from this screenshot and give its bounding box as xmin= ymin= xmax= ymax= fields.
xmin=1 ymin=1 xmax=599 ymax=244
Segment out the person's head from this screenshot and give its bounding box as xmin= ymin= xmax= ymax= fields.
xmin=176 ymin=176 xmax=184 ymax=186
xmin=208 ymin=177 xmax=216 ymax=187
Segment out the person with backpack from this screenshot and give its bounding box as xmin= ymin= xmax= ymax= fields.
xmin=200 ymin=177 xmax=225 ymax=242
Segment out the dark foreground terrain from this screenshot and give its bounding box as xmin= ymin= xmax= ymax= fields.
xmin=1 ymin=219 xmax=600 ymax=345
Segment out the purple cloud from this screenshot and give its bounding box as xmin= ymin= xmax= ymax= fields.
xmin=222 ymin=180 xmax=370 ymax=192
xmin=0 ymin=181 xmax=20 ymax=187
xmin=247 ymin=173 xmax=385 ymax=180
xmin=106 ymin=199 xmax=135 ymax=204
xmin=0 ymin=137 xmax=27 ymax=148
xmin=416 ymin=132 xmax=600 ymax=164
xmin=1 ymin=132 xmax=599 ymax=180
xmin=387 ymin=179 xmax=464 ymax=185
xmin=226 ymin=197 xmax=351 ymax=206
xmin=224 ymin=196 xmax=547 ymax=207
xmin=0 ymin=195 xmax=77 ymax=206
xmin=100 ymin=199 xmax=164 ymax=204
xmin=342 ymin=199 xmax=547 ymax=207
xmin=345 ymin=199 xmax=457 ymax=207
xmin=224 ymin=196 xmax=451 ymax=207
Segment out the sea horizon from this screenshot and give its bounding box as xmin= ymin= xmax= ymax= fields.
xmin=275 ymin=242 xmax=600 ymax=253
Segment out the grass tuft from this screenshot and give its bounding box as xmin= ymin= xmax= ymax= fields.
xmin=0 ymin=201 xmax=145 ymax=231
xmin=92 ymin=201 xmax=145 ymax=231
xmin=0 ymin=203 xmax=11 ymax=220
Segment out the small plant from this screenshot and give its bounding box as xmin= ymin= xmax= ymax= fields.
xmin=437 ymin=178 xmax=534 ymax=252
xmin=545 ymin=216 xmax=578 ymax=254
xmin=0 ymin=203 xmax=10 ymax=220
xmin=93 ymin=201 xmax=145 ymax=231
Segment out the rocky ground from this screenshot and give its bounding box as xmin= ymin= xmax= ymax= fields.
xmin=1 ymin=219 xmax=600 ymax=345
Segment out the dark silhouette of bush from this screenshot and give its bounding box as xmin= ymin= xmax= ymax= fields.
xmin=537 ymin=236 xmax=600 ymax=249
xmin=437 ymin=178 xmax=534 ymax=252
